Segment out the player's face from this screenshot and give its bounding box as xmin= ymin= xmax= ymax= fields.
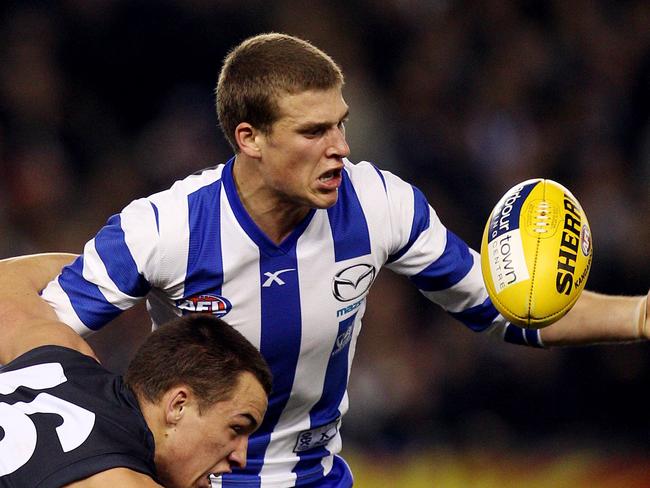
xmin=256 ymin=86 xmax=350 ymax=211
xmin=158 ymin=372 xmax=267 ymax=488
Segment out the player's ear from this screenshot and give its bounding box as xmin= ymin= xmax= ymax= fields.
xmin=164 ymin=386 xmax=190 ymax=425
xmin=235 ymin=122 xmax=262 ymax=159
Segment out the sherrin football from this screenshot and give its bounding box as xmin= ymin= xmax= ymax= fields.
xmin=480 ymin=179 xmax=593 ymax=328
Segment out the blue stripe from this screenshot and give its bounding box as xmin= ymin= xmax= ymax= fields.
xmin=504 ymin=324 xmax=544 ymax=348
xmin=58 ymin=256 xmax=122 ymax=330
xmin=150 ymin=202 xmax=159 ymax=234
xmin=222 ymin=250 xmax=302 ymax=486
xmin=183 ymin=180 xmax=224 ymax=298
xmin=526 ymin=329 xmax=542 ymax=347
xmin=387 ymin=186 xmax=430 ymax=264
xmin=94 ymin=214 xmax=151 ymax=298
xmin=409 ymin=230 xmax=473 ymax=291
xmin=292 ymin=315 xmax=356 ymax=481
xmin=306 ymin=456 xmax=353 ymax=488
xmin=449 ymin=296 xmax=500 ymax=332
xmin=327 ymin=170 xmax=371 ymax=262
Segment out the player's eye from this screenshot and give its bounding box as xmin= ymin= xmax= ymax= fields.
xmin=304 ymin=127 xmax=325 ymax=137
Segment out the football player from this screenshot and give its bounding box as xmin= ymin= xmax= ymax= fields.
xmin=0 ymin=255 xmax=271 ymax=488
xmin=4 ymin=33 xmax=648 ymax=488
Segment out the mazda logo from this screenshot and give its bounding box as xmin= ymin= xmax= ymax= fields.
xmin=332 ymin=264 xmax=376 ymax=302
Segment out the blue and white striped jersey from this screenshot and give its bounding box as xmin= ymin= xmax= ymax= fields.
xmin=41 ymin=158 xmax=541 ymax=487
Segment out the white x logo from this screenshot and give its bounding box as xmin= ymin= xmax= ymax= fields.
xmin=262 ymin=268 xmax=296 ymax=287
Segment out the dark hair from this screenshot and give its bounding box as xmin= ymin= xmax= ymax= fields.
xmin=216 ymin=32 xmax=344 ymax=151
xmin=124 ymin=315 xmax=272 ymax=410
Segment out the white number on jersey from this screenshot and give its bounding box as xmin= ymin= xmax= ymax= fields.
xmin=0 ymin=363 xmax=96 ymax=476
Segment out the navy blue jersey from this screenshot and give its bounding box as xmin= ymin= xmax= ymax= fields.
xmin=0 ymin=346 xmax=157 ymax=488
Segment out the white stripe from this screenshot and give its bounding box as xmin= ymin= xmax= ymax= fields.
xmin=41 ymin=280 xmax=88 ymax=336
xmin=483 ymin=315 xmax=511 ymax=341
xmin=120 ymin=198 xmax=160 ymax=281
xmin=220 ymin=185 xmax=262 ymax=348
xmin=382 ymin=169 xmax=417 ymax=256
xmin=321 ymin=453 xmax=335 ymax=478
xmin=421 ymin=249 xmax=489 ymax=312
xmin=385 ymin=208 xmax=448 ymax=276
xmin=148 ymin=187 xmax=191 ymax=300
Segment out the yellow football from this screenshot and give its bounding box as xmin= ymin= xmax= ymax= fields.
xmin=480 ymin=179 xmax=593 ymax=328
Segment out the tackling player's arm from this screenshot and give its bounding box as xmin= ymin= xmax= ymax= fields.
xmin=0 ymin=253 xmax=96 ymax=363
xmin=0 ymin=255 xmax=167 ymax=488
xmin=540 ymin=289 xmax=649 ymax=346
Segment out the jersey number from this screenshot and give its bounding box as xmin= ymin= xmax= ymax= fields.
xmin=0 ymin=363 xmax=96 ymax=476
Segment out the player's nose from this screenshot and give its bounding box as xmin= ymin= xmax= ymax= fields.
xmin=327 ymin=126 xmax=350 ymax=159
xmin=228 ymin=436 xmax=249 ymax=470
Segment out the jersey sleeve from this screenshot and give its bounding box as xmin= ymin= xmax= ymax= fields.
xmin=41 ymin=197 xmax=160 ymax=335
xmin=376 ymin=168 xmax=543 ymax=348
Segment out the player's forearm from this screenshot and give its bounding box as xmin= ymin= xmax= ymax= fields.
xmin=0 ymin=253 xmax=77 ymax=321
xmin=0 ymin=314 xmax=98 ymax=363
xmin=540 ymin=290 xmax=649 ymax=346
xmin=0 ymin=253 xmax=98 ymax=362
xmin=0 ymin=253 xmax=78 ymax=290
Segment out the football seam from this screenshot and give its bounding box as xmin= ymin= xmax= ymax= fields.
xmin=504 ymin=295 xmax=581 ymax=322
xmin=495 ymin=295 xmax=577 ymax=322
xmin=527 ymin=181 xmax=545 ymax=327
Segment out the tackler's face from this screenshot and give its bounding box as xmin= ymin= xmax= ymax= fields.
xmin=256 ymin=86 xmax=350 ymax=212
xmin=156 ymin=372 xmax=267 ymax=488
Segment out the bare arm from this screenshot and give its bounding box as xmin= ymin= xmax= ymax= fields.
xmin=0 ymin=253 xmax=97 ymax=363
xmin=540 ymin=289 xmax=649 ymax=346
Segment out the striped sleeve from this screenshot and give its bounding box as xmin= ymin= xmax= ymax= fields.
xmin=41 ymin=198 xmax=159 ymax=335
xmin=378 ymin=171 xmax=543 ymax=347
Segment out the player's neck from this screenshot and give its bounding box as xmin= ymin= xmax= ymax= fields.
xmin=232 ymin=156 xmax=310 ymax=245
xmin=136 ymin=396 xmax=173 ymax=471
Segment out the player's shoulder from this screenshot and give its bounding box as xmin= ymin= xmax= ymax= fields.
xmin=343 ymin=158 xmax=385 ymax=180
xmin=147 ymin=162 xmax=228 ymax=204
xmin=343 ymin=158 xmax=415 ymax=200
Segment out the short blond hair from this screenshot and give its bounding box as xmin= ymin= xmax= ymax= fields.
xmin=216 ymin=33 xmax=344 ymax=151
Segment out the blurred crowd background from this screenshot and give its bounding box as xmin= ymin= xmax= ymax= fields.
xmin=1 ymin=0 xmax=649 ymax=485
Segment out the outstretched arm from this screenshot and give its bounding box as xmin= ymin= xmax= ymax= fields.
xmin=0 ymin=253 xmax=97 ymax=363
xmin=540 ymin=289 xmax=649 ymax=346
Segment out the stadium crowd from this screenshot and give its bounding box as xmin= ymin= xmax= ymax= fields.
xmin=1 ymin=0 xmax=648 ymax=460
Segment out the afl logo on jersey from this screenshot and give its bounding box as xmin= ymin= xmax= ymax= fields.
xmin=176 ymin=294 xmax=232 ymax=317
xmin=332 ymin=264 xmax=376 ymax=302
